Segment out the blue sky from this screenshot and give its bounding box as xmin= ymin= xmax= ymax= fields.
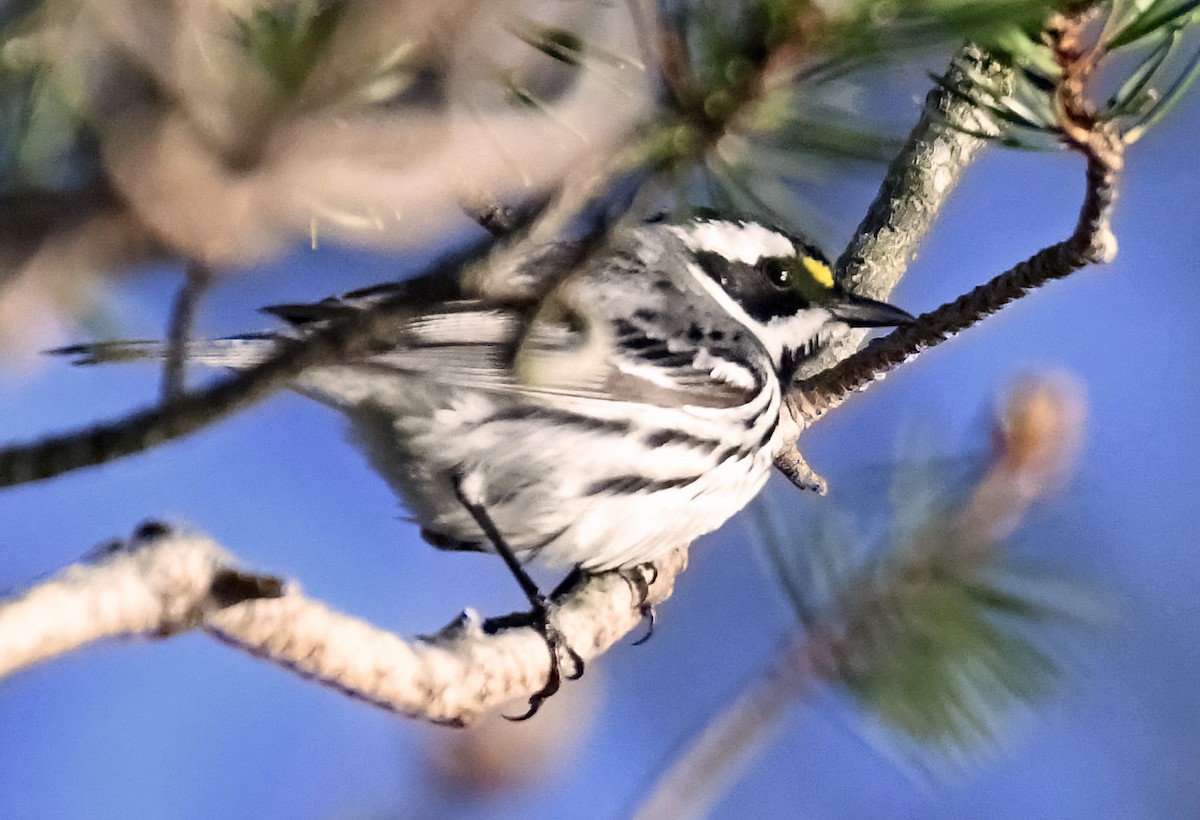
xmin=3 ymin=72 xmax=1200 ymax=820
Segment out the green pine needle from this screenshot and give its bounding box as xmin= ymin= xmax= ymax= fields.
xmin=753 ymin=447 xmax=1092 ymax=756
xmin=1108 ymin=0 xmax=1200 ymax=49
xmin=234 ymin=0 xmax=345 ymax=96
xmin=511 ymin=22 xmax=586 ymax=67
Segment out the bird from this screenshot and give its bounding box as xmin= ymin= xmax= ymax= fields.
xmin=57 ymin=214 xmax=913 ymax=715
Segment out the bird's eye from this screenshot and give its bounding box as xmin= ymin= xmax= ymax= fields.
xmin=756 ymin=257 xmax=791 ymax=290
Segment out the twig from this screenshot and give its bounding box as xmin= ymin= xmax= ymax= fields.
xmin=787 ymin=18 xmax=1123 ymax=427
xmin=161 ymin=260 xmax=212 ymax=402
xmin=812 ymin=43 xmax=1011 ymax=376
xmin=462 ymin=135 xmax=660 ymax=299
xmin=0 ymin=525 xmax=686 ymax=726
xmin=0 ymin=236 xmax=493 ymax=488
xmin=790 ymin=154 xmax=1118 ymax=424
xmin=633 ymin=639 xmax=812 ymax=820
xmin=774 ymin=43 xmax=1011 ymax=490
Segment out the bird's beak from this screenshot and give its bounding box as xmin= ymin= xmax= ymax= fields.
xmin=829 ymin=294 xmax=915 ymax=328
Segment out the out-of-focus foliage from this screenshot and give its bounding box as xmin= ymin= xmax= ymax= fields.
xmin=929 ymin=0 xmax=1200 ymax=147
xmin=2 ymin=0 xmax=1198 ymax=264
xmin=754 ymin=374 xmax=1095 ymax=755
xmin=0 ymin=0 xmax=650 ymax=356
xmin=0 ymin=0 xmax=1198 ymax=356
xmin=664 ymin=0 xmax=1054 ymax=231
xmin=0 ymin=0 xmax=648 ymax=265
xmin=235 ymin=0 xmax=346 ymax=97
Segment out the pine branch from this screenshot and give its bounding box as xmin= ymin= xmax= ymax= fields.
xmin=774 ymin=42 xmax=1012 ymax=490
xmin=785 ymin=12 xmax=1123 ymax=430
xmin=0 ymin=0 xmax=1150 ymax=731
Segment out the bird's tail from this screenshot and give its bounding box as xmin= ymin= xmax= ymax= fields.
xmin=48 ymin=336 xmax=277 ymax=368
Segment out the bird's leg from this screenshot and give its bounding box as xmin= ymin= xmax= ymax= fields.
xmin=548 ymin=565 xmax=585 ymax=598
xmin=452 ymin=474 xmax=583 ymax=720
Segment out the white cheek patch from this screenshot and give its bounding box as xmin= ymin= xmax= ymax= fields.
xmin=761 ymin=310 xmax=834 ymax=357
xmin=668 ymin=220 xmax=795 ymax=265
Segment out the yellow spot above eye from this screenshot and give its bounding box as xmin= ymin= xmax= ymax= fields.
xmin=802 ymin=256 xmax=834 ymax=289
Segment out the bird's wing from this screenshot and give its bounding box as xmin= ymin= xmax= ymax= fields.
xmin=352 ymin=297 xmax=765 ymax=411
xmin=267 ymin=244 xmax=769 ymax=410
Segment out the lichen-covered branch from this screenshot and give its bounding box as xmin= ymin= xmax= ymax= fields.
xmin=0 ymin=526 xmax=685 ymax=726
xmin=807 ymin=43 xmax=1011 ymax=377
xmin=775 ymin=43 xmax=1011 ymax=490
xmin=786 ymin=11 xmax=1124 ymax=428
xmin=790 ymin=147 xmax=1119 ymax=424
xmin=0 ymin=528 xmax=246 ymax=678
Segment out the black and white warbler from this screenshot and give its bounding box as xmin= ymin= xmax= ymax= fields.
xmin=58 ymin=215 xmax=912 ymax=713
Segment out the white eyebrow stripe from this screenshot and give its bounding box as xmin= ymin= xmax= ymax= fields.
xmin=667 ymin=221 xmax=795 ymax=265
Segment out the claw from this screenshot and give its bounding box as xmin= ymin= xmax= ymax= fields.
xmin=614 ymin=564 xmax=662 ymax=648
xmin=617 ymin=562 xmax=659 ymax=645
xmin=503 ymin=601 xmax=583 ymax=721
xmin=631 ymin=603 xmax=656 ymax=646
xmin=620 ymin=563 xmax=650 ymax=602
xmin=561 ymin=637 xmax=585 ymax=680
xmin=640 ymin=562 xmax=659 ymax=587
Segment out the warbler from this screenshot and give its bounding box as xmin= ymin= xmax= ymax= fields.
xmin=58 ymin=215 xmax=912 ymax=713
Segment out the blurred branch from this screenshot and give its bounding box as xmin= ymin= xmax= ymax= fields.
xmin=0 ymin=231 xmax=495 ymax=487
xmin=0 ymin=524 xmax=686 ymax=726
xmin=463 ymin=130 xmax=665 ymax=298
xmin=160 ymin=260 xmax=212 ymax=401
xmin=634 ymin=642 xmax=811 ymax=820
